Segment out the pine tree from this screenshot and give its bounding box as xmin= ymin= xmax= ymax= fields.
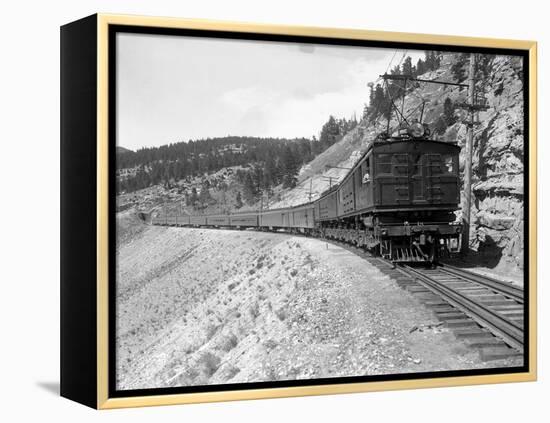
xmin=476 ymin=54 xmax=492 ymax=82
xmin=402 ymin=56 xmax=413 ymax=76
xmin=443 ymin=98 xmax=457 ymax=126
xmin=284 ymin=145 xmax=300 ymax=175
xmin=243 ymin=172 xmax=257 ymax=204
xmin=451 ymin=53 xmax=469 ymax=85
xmin=416 ymin=57 xmax=425 ymax=76
xmin=373 ymin=84 xmax=387 ymax=118
xmin=368 ymin=83 xmax=375 ymax=107
xmin=235 ymin=191 xmax=243 ymax=209
xmin=184 ymin=190 xmax=190 ymax=206
xmin=281 ymin=145 xmax=299 ymax=189
xmin=189 ymin=187 xmax=198 ymax=207
xmin=319 ymin=116 xmax=341 ymax=149
xmin=263 ymin=156 xmax=277 ymax=189
xmin=282 ymin=173 xmax=297 ymax=189
xmin=198 ymin=184 xmax=214 ymax=209
xmin=425 ymin=51 xmax=434 ymax=71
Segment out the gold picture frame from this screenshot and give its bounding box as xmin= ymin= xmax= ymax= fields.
xmin=60 ymin=13 xmax=537 ymax=409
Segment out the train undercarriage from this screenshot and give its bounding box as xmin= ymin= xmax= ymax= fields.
xmin=154 ymin=210 xmax=462 ymax=264
xmin=319 ymin=210 xmax=462 ymax=264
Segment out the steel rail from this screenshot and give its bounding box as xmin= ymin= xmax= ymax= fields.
xmin=439 ymin=264 xmax=523 ymax=303
xmin=399 ymin=264 xmax=524 ymax=352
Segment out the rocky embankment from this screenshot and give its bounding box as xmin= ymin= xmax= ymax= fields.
xmin=116 ymin=218 xmax=513 ymax=390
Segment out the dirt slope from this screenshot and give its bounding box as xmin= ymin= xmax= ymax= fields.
xmin=116 ymin=222 xmax=516 ymax=390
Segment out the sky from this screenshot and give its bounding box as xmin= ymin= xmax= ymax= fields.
xmin=116 ymin=32 xmax=424 ymax=151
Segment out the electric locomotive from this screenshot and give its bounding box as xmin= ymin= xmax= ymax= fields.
xmin=318 ymin=122 xmax=462 ymax=262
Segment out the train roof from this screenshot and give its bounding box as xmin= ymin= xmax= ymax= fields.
xmin=362 ymin=136 xmax=459 ymax=167
xmin=320 ymin=137 xmax=460 ymax=200
xmin=367 ymin=136 xmax=459 ymax=153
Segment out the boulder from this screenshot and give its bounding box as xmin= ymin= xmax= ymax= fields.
xmin=476 ymin=211 xmax=516 ymax=230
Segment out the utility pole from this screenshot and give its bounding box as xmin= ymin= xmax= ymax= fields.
xmin=380 ymin=56 xmax=487 ymax=255
xmin=309 ymin=178 xmax=313 ymax=202
xmin=461 ymin=53 xmax=477 ymax=254
xmin=323 ymin=165 xmax=351 ymax=191
xmin=321 ymin=175 xmax=335 ymax=189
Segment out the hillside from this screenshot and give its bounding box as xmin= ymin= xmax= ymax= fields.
xmin=116 ymin=146 xmax=134 ymax=154
xmin=116 ymin=136 xmax=317 ymax=195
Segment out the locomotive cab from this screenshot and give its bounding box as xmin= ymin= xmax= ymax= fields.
xmin=372 ymin=139 xmax=460 ymax=208
xmin=368 ymin=131 xmax=462 ymax=262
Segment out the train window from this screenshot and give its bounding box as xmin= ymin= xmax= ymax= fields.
xmin=361 ymin=159 xmax=371 ymax=184
xmin=392 ymin=154 xmax=408 ymax=175
xmin=442 ymin=154 xmax=455 ymax=174
xmin=412 ymin=154 xmax=423 ymax=176
xmin=426 ymin=154 xmax=442 ymax=175
xmin=376 ymin=154 xmax=392 ymax=174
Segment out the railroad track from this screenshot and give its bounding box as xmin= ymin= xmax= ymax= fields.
xmin=367 ymin=257 xmax=524 ymax=361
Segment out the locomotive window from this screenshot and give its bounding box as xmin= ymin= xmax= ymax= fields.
xmin=426 ymin=154 xmax=442 ymax=175
xmin=442 ymin=154 xmax=455 ymax=174
xmin=376 ymin=154 xmax=392 ymax=174
xmin=412 ymin=154 xmax=423 ymax=176
xmin=393 ymin=154 xmax=408 ymax=175
xmin=361 ymin=158 xmax=371 ymax=184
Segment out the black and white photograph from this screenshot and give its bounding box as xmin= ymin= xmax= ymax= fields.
xmin=3 ymin=0 xmax=549 ymax=417
xmin=114 ymin=29 xmax=528 ymax=392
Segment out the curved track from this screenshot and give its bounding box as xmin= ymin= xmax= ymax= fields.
xmin=392 ymin=262 xmax=524 ymax=356
xmin=314 ymin=239 xmax=524 ymax=360
xmin=439 ymin=263 xmax=523 ymax=302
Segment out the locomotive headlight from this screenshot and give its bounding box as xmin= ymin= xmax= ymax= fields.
xmin=408 ymin=122 xmax=425 ymax=138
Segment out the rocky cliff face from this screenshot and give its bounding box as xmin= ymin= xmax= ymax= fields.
xmin=285 ymin=53 xmax=525 ymax=274
xmin=428 ymin=54 xmax=524 ymax=273
xmin=464 ymin=55 xmax=524 ymax=272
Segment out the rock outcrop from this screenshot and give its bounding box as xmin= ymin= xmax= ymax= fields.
xmin=445 ymin=54 xmax=524 ymax=272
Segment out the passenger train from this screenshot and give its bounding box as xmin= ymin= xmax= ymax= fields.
xmin=152 ymin=123 xmax=462 ymax=263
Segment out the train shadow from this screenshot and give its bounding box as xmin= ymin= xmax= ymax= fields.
xmin=445 ymin=234 xmax=503 ymax=270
